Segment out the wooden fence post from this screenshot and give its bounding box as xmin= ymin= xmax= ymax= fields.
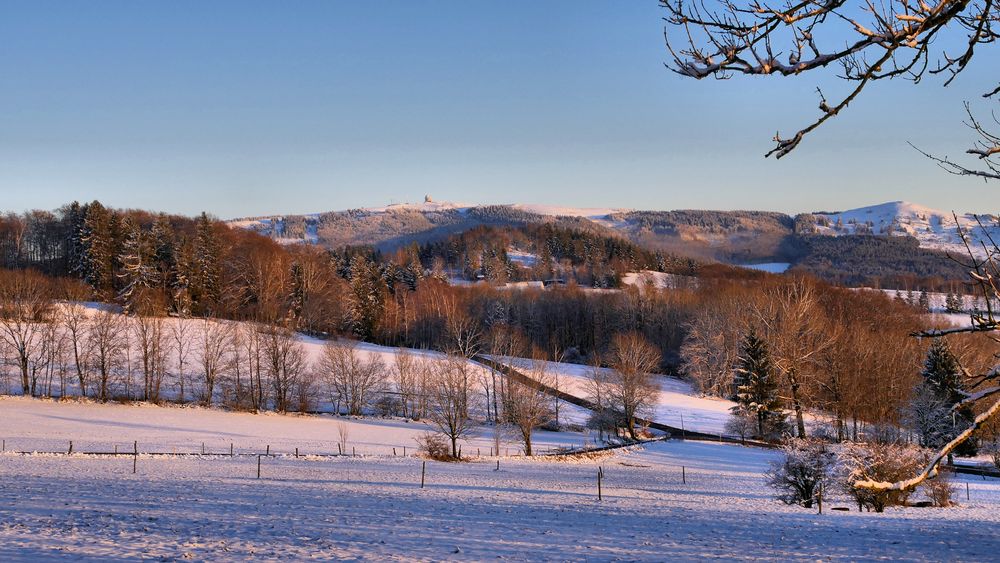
xmin=230 ymin=443 xmax=234 ymax=457
xmin=682 ymin=466 xmax=686 ymax=485
xmin=818 ymin=482 xmax=823 ymax=514
xmin=421 ymin=461 xmax=426 ymax=489
xmin=257 ymin=455 xmax=262 ymax=479
xmin=266 ymin=445 xmax=270 ymax=456
xmin=598 ymin=467 xmax=603 ymax=501
xmin=967 ymin=482 xmax=971 ymax=501
xmin=68 ymin=441 xmax=73 ymax=454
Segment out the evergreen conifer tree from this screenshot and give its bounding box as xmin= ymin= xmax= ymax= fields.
xmin=732 ymin=329 xmax=786 ymax=440
xmin=919 ymin=339 xmax=977 ymax=456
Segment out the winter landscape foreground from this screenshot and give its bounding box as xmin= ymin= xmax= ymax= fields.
xmin=2 ymin=398 xmax=1000 ymax=561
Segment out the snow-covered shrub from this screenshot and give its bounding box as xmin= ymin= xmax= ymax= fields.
xmin=415 ymin=432 xmax=454 ymax=461
xmin=839 ymin=441 xmax=926 ymax=512
xmin=922 ymin=471 xmax=956 ymax=508
xmin=766 ymin=439 xmax=835 ymax=508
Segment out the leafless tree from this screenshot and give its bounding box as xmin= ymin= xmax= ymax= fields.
xmin=197 ymin=318 xmax=233 ymax=406
xmin=40 ymin=319 xmax=69 ymax=397
xmin=59 ymin=302 xmax=91 ymax=397
xmin=425 ymin=356 xmax=477 ymax=458
xmin=318 ymin=340 xmax=386 ymax=415
xmin=662 ymin=0 xmax=1000 ymax=169
xmin=170 ymin=319 xmax=193 ymax=402
xmin=133 ymin=315 xmax=171 ymax=402
xmin=503 ymin=360 xmax=554 ymax=456
xmin=0 ymin=270 xmax=53 ymax=396
xmin=755 ymin=278 xmax=836 ymax=438
xmin=681 ymin=292 xmax=751 ymax=396
xmin=604 ymin=332 xmax=662 ymax=440
xmin=88 ymin=308 xmax=127 ymax=402
xmin=393 ymin=348 xmax=420 ymax=418
xmin=260 ymin=324 xmax=309 ymax=412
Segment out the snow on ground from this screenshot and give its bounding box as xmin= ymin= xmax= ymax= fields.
xmin=814 ymin=201 xmax=1000 ymax=257
xmin=502 ymin=357 xmax=735 ymax=434
xmin=506 ymin=248 xmax=538 ymax=268
xmin=620 ymin=270 xmax=697 ymax=290
xmin=0 ymin=395 xmax=595 ymax=458
xmin=2 ymin=433 xmax=1000 ymax=561
xmin=509 ymin=203 xmax=630 ymax=220
xmin=738 ymin=262 xmax=791 ymax=274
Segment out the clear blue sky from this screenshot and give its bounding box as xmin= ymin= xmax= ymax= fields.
xmin=1 ymin=1 xmax=996 ymax=218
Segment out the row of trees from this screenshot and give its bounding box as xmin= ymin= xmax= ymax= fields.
xmin=682 ymin=275 xmax=998 ymax=445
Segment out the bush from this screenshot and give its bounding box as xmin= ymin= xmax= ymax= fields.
xmin=724 ymin=413 xmax=755 ymax=442
xmin=766 ymin=439 xmax=835 ymax=508
xmin=839 ymin=441 xmax=926 ymax=512
xmin=415 ymin=432 xmax=455 ymax=461
xmin=922 ymin=470 xmax=956 ymax=508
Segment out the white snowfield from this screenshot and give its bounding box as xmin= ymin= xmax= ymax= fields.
xmin=0 ymin=396 xmax=591 ymax=457
xmin=814 ymin=200 xmax=1000 ymax=257
xmin=2 ymin=411 xmax=1000 ymax=561
xmin=500 ymin=357 xmax=736 ymax=434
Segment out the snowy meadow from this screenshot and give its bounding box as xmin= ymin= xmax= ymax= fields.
xmin=3 ymin=397 xmax=1000 ymax=561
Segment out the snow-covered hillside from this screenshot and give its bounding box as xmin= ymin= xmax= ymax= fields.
xmin=811 ymin=201 xmax=999 ymax=257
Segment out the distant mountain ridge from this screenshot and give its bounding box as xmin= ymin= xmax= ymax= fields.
xmin=227 ymin=200 xmax=999 ymax=263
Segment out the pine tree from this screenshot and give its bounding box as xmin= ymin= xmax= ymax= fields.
xmin=191 ymin=213 xmax=221 ymax=315
xmin=62 ymin=201 xmax=86 ymax=277
xmin=79 ymin=201 xmax=116 ymax=294
xmin=919 ymin=339 xmax=977 ymax=456
xmin=348 ymin=255 xmax=386 ymax=340
xmin=918 ymin=290 xmax=931 ymax=312
xmin=117 ymin=218 xmax=158 ymax=314
xmin=731 ymin=329 xmax=786 ymax=440
xmin=170 ymin=236 xmax=194 ymax=317
xmin=150 ymin=214 xmax=176 ymax=291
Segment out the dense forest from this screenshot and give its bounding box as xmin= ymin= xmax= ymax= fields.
xmin=786 ymin=235 xmax=971 ymax=289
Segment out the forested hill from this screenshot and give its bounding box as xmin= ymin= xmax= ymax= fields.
xmin=414 ymin=223 xmax=700 ymax=287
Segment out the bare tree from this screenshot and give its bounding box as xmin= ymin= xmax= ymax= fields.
xmin=169 ymin=319 xmax=193 ymax=403
xmin=88 ymin=308 xmax=127 ymax=402
xmin=0 ymin=270 xmax=52 ymax=396
xmin=318 ymin=340 xmax=386 ymax=416
xmin=662 ymin=0 xmax=1000 ymax=167
xmin=197 ymin=318 xmax=233 ymax=406
xmin=59 ymin=302 xmax=91 ymax=397
xmin=393 ymin=348 xmax=419 ymax=418
xmin=755 ymin=278 xmax=836 ymax=438
xmin=133 ymin=315 xmax=171 ymax=402
xmin=260 ymin=324 xmax=309 ymax=412
xmin=605 ymin=332 xmax=662 ymax=440
xmin=426 ymin=356 xmax=476 ymax=459
xmin=503 ymin=360 xmax=554 ymax=456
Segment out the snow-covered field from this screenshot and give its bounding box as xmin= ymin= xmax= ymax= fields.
xmin=0 ymin=396 xmax=594 ymax=457
xmin=3 ymin=408 xmax=999 ymax=561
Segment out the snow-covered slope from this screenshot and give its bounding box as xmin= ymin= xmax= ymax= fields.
xmin=812 ymin=201 xmax=999 ymax=256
